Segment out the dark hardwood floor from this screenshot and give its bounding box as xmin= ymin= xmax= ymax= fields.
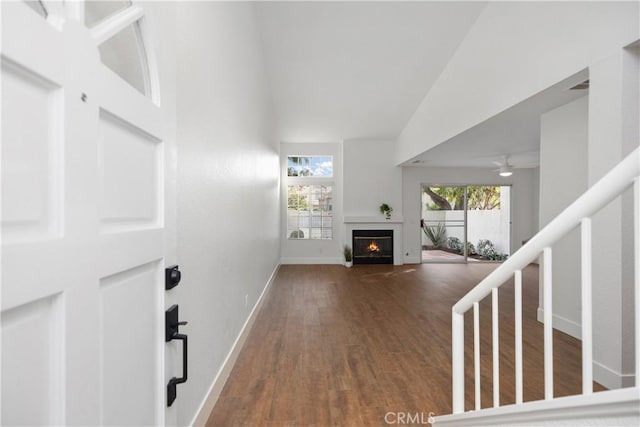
xmin=206 ymin=263 xmax=604 ymax=426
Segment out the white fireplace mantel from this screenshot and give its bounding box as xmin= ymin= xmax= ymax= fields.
xmin=344 ymin=216 xmax=404 ymax=224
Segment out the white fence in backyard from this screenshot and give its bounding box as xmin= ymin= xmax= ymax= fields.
xmin=422 ymin=209 xmax=511 ymax=255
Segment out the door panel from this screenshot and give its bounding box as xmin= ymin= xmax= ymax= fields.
xmin=99 ymin=110 xmax=161 ymax=231
xmin=1 ymin=60 xmax=63 ymax=243
xmin=1 ymin=2 xmax=165 ymax=425
xmin=99 ymin=262 xmax=161 ymax=426
xmin=1 ymin=294 xmax=64 ymax=426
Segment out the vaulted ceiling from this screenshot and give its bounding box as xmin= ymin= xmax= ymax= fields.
xmin=404 ymin=71 xmax=589 ymax=169
xmin=256 ymin=1 xmax=487 ymax=142
xmin=255 ymin=2 xmax=591 ymax=169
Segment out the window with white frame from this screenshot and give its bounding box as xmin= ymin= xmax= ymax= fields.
xmin=287 ymin=156 xmax=333 ymax=177
xmin=286 ymin=156 xmax=333 ymax=240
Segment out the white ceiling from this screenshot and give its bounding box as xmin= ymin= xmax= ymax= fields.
xmin=404 ymin=70 xmax=590 ymax=168
xmin=256 ymin=2 xmax=588 ymax=169
xmin=256 ymin=1 xmax=487 ymax=142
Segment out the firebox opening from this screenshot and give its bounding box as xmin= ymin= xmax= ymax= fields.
xmin=366 ymin=240 xmax=381 ymax=253
xmin=352 ymin=230 xmax=393 ymax=265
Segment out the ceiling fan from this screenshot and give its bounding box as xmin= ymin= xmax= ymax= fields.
xmin=492 ymin=155 xmax=515 ymax=177
xmin=484 ymin=151 xmax=539 ymax=176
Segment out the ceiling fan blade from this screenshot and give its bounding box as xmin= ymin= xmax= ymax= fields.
xmin=513 ymin=161 xmax=540 ymax=168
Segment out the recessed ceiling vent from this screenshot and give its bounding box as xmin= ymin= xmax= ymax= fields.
xmin=569 ymin=79 xmax=589 ymax=90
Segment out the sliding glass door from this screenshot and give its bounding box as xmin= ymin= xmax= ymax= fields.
xmin=421 ymin=185 xmax=511 ymax=263
xmin=421 ymin=186 xmax=467 ymax=263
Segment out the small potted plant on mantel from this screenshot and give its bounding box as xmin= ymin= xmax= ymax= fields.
xmin=379 ymin=203 xmax=393 ymax=220
xmin=343 ymin=244 xmax=353 ymax=268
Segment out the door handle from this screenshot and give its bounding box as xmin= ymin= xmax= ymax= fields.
xmin=167 ymin=333 xmax=187 ymax=407
xmin=166 ymin=305 xmax=188 ymax=407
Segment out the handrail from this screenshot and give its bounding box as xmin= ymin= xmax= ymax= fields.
xmin=451 ymin=146 xmax=639 ymax=415
xmin=453 ymin=147 xmax=639 ymax=314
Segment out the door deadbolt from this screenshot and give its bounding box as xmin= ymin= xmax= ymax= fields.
xmin=165 ymin=265 xmax=181 ymax=290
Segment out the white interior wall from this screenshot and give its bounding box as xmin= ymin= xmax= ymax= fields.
xmin=588 ymin=48 xmax=639 ymax=389
xmin=396 ymin=1 xmax=639 ymax=165
xmin=342 ymin=140 xmax=404 ymax=265
xmin=343 ymin=139 xmax=403 ymax=217
xmin=499 ymin=187 xmax=511 ymax=254
xmin=620 ymin=46 xmax=640 ymax=386
xmin=403 ymin=168 xmax=537 ymax=264
xmin=280 ymin=142 xmax=344 ymax=264
xmin=532 ymin=167 xmax=540 ymax=233
xmin=175 ymin=3 xmax=280 ymax=425
xmin=538 ymin=96 xmax=589 ymax=341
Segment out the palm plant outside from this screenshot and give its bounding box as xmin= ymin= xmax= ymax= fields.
xmin=422 ymin=222 xmax=447 ymax=248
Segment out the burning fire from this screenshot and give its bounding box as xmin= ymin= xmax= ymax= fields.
xmin=367 ymin=240 xmax=381 ymax=253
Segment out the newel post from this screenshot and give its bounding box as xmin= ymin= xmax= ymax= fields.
xmin=452 ymin=310 xmax=465 ymax=413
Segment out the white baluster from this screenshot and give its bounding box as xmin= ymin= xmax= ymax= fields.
xmin=492 ymin=288 xmax=499 ymax=407
xmin=581 ymin=218 xmax=593 ymax=394
xmin=543 ymin=247 xmax=553 ymax=400
xmin=514 ymin=270 xmax=523 ymax=404
xmin=635 ymin=177 xmax=640 ymax=387
xmin=474 ymin=301 xmax=481 ymax=410
xmin=452 ymin=312 xmax=465 ymax=413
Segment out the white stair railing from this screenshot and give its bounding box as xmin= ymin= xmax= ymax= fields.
xmin=451 ymin=147 xmax=640 ymax=414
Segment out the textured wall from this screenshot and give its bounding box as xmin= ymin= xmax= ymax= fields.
xmin=175 ymin=2 xmax=280 ymax=424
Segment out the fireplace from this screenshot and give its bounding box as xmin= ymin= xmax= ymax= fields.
xmin=352 ymin=230 xmax=393 ymax=265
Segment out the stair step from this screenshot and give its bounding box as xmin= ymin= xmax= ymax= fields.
xmin=433 ymin=387 xmax=640 ymax=426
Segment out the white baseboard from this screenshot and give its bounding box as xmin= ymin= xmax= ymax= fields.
xmin=593 ymin=360 xmax=637 ymax=390
xmin=536 ymin=307 xmax=636 ymax=390
xmin=190 ymin=264 xmax=281 ymax=427
xmin=403 ymin=256 xmax=421 ymax=264
xmin=280 ymin=256 xmax=342 ymax=264
xmin=536 ymin=307 xmax=581 ymax=339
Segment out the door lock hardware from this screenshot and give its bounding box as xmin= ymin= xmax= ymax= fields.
xmin=165 ymin=265 xmax=181 ymax=290
xmin=165 ymin=305 xmax=188 ymax=407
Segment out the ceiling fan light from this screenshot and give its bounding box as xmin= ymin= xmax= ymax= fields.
xmin=499 ymin=165 xmax=513 ymax=177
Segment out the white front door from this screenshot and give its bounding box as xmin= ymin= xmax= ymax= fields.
xmin=2 ymin=1 xmax=166 ymax=425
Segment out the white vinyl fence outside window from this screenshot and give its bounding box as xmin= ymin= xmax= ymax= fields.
xmin=286 ymin=156 xmax=333 ymax=240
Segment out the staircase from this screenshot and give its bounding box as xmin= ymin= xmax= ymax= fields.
xmin=434 ymin=147 xmax=640 ymax=426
